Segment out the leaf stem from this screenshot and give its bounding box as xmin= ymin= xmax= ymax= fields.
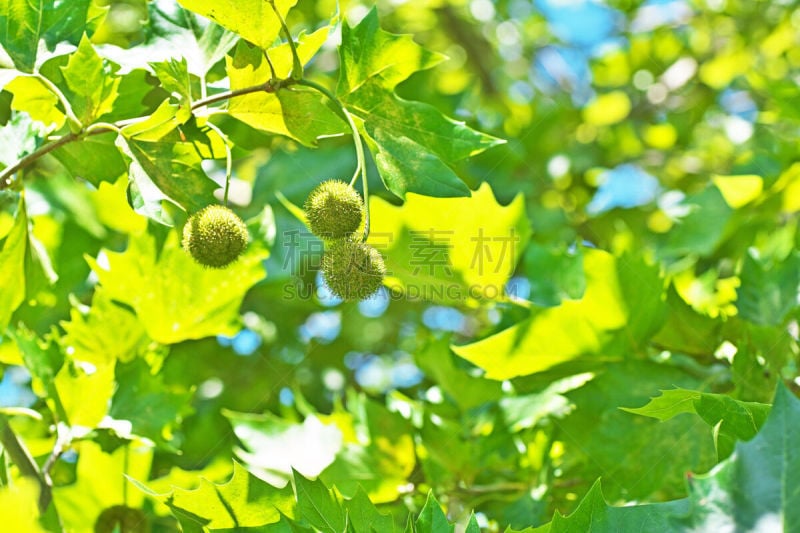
xmin=35 ymin=74 xmax=82 ymax=131
xmin=293 ymin=79 xmax=370 ymax=239
xmin=267 ymin=0 xmax=303 ymax=80
xmin=263 ymin=51 xmax=279 ymax=82
xmin=191 ymin=81 xmax=277 ymax=111
xmin=122 ymin=444 xmax=129 ymax=506
xmin=0 ymin=132 xmax=80 ymax=189
xmin=0 ymin=414 xmax=52 ymax=513
xmin=206 ymin=122 xmax=233 ymax=206
xmin=85 ymin=122 xmax=121 ymax=135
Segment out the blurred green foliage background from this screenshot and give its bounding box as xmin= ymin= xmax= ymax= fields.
xmin=1 ymin=0 xmax=799 ymax=531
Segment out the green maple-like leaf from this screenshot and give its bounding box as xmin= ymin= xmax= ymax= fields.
xmin=623 ymin=388 xmax=770 ymax=459
xmin=117 ymin=133 xmax=220 ymax=216
xmin=59 ymin=288 xmax=147 ymax=367
xmin=5 ymin=75 xmax=66 ymax=130
xmin=150 ymin=57 xmax=192 ymax=116
xmin=131 ymin=462 xmax=295 ymax=530
xmin=109 ymin=358 xmax=193 ymax=451
xmin=531 ymin=383 xmax=800 ymax=532
xmin=529 ymin=480 xmax=688 ymax=532
xmin=736 ymin=250 xmax=800 ymax=326
xmin=86 ymin=230 xmax=267 ymax=344
xmin=294 ymin=470 xmax=347 ymax=533
xmin=60 ymin=34 xmax=120 ymax=123
xmin=50 ymin=132 xmax=127 ymax=186
xmin=366 ymin=183 xmax=530 ymax=304
xmin=0 ymin=0 xmax=101 ymax=72
xmin=337 ymin=8 xmax=503 ymax=198
xmin=345 ymin=487 xmax=395 ymax=533
xmin=416 ymin=492 xmax=454 ymax=533
xmin=336 ymin=8 xmax=445 ymax=95
xmin=177 ymin=0 xmax=296 ymax=51
xmin=452 ymin=251 xmax=665 ymax=379
xmin=225 ymin=36 xmax=346 ymax=146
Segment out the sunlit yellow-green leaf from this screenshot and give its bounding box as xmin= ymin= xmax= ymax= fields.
xmin=54 ymin=358 xmax=115 ymax=428
xmin=226 ymin=40 xmax=346 ymax=145
xmin=53 ymin=440 xmax=152 ymax=532
xmin=453 ymin=250 xmax=665 ymax=379
xmin=6 ymin=76 xmax=66 ymax=129
xmin=60 ymin=35 xmax=120 ymax=122
xmin=86 ymin=230 xmax=268 ymax=344
xmin=0 ymin=196 xmax=27 ymax=333
xmin=711 ymin=174 xmax=763 ymax=209
xmin=367 ymin=182 xmax=529 ymax=304
xmin=92 ymin=177 xmax=148 ymax=234
xmin=177 ymin=0 xmax=296 ymax=51
xmin=336 ymin=8 xmax=445 ymax=96
xmin=0 ymin=479 xmax=47 ymax=533
xmin=60 ymin=288 xmax=148 ymax=367
xmin=131 ymin=461 xmax=296 ymax=529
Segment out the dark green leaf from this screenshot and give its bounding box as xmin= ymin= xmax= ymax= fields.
xmin=337 ymin=10 xmax=502 ymax=198
xmin=533 ymin=480 xmax=688 ymax=532
xmin=51 ymin=132 xmax=127 ymax=186
xmin=0 ymin=0 xmax=98 ymax=72
xmin=465 ymin=514 xmax=481 ymax=533
xmin=119 ymin=136 xmax=219 ymax=213
xmin=344 ymin=487 xmax=395 ymax=533
xmin=366 ymin=125 xmax=470 ymax=198
xmin=737 ymin=251 xmax=800 ymax=326
xmin=294 ymin=470 xmax=347 ymax=533
xmin=659 ymin=186 xmax=733 ymax=258
xmin=416 ymin=492 xmax=454 ymax=533
xmin=623 ymin=388 xmax=770 ymax=459
xmin=109 ymin=358 xmax=193 ymax=450
xmin=523 ymin=242 xmax=586 ymax=307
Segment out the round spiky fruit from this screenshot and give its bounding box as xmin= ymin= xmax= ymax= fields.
xmin=322 ymin=239 xmax=386 ymax=301
xmin=94 ymin=505 xmax=149 ymax=533
xmin=182 ymin=205 xmax=248 ymax=268
xmin=304 ymin=180 xmax=364 ymax=239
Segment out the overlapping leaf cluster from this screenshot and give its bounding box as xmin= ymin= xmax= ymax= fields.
xmin=0 ymin=0 xmax=799 ymax=532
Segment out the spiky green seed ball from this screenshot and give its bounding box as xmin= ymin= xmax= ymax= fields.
xmin=182 ymin=205 xmax=248 ymax=268
xmin=94 ymin=505 xmax=149 ymax=533
xmin=304 ymin=180 xmax=364 ymax=239
xmin=322 ymin=239 xmax=386 ymax=301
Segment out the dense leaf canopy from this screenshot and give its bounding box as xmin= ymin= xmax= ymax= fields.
xmin=0 ymin=0 xmax=799 ymax=532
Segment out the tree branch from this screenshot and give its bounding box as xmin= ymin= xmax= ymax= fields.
xmin=0 ymin=414 xmax=52 ymax=514
xmin=191 ymin=81 xmax=278 ymax=111
xmin=0 ymin=132 xmax=80 ymax=189
xmin=0 ymin=79 xmax=284 ymax=191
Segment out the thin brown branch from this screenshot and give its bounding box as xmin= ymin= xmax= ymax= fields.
xmin=0 ymin=132 xmax=79 ymax=190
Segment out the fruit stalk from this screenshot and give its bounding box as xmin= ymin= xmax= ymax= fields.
xmin=294 ymin=79 xmax=371 ymax=239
